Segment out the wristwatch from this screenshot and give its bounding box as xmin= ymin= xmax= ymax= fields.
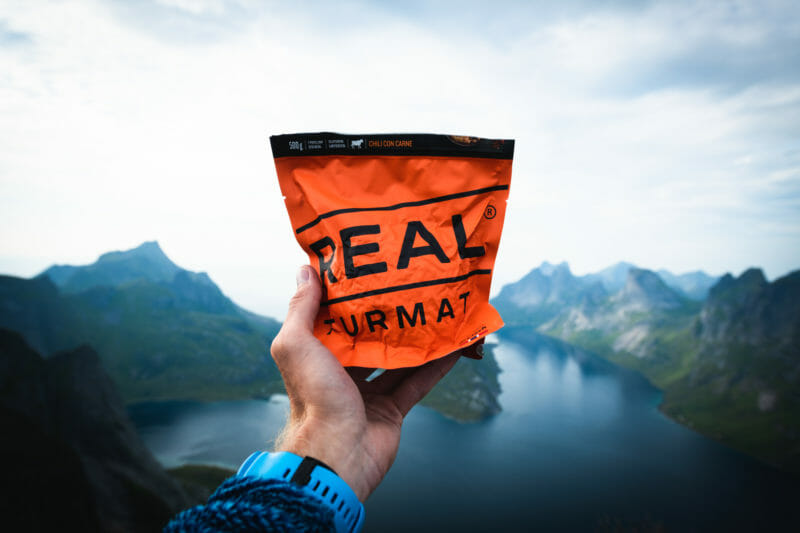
xmin=237 ymin=451 xmax=365 ymax=533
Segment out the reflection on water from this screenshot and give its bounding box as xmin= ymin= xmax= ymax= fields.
xmin=130 ymin=327 xmax=799 ymax=532
xmin=131 ymin=395 xmax=290 ymax=469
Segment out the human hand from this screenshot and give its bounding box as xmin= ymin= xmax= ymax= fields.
xmin=270 ymin=265 xmax=462 ymax=502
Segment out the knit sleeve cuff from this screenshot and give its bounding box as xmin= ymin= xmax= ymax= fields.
xmin=164 ymin=476 xmax=335 ymax=532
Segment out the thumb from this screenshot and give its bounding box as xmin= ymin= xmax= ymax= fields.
xmin=270 ymin=265 xmax=323 ymax=368
xmin=284 ymin=265 xmax=322 ymax=334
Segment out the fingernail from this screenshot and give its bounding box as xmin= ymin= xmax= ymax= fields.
xmin=296 ymin=266 xmax=310 ymax=287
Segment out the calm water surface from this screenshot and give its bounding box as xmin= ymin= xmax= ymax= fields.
xmin=130 ymin=328 xmax=799 ymax=532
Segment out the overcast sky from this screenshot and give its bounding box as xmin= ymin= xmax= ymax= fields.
xmin=1 ymin=0 xmax=798 ymax=319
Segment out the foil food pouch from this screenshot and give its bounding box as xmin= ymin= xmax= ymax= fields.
xmin=271 ymin=132 xmax=513 ymax=369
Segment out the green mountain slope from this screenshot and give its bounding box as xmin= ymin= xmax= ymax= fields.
xmin=3 ymin=242 xmax=285 ymax=403
xmin=660 ymin=269 xmax=800 ymax=472
xmin=502 ymin=263 xmax=800 ymax=473
xmin=2 ymin=242 xmax=502 ymax=421
xmin=541 ymin=268 xmax=701 ymax=388
xmin=0 ymin=273 xmax=284 ymax=402
xmin=419 ymin=344 xmax=501 ymax=422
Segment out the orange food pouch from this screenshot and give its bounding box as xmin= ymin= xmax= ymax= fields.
xmin=271 ymin=133 xmax=514 ymax=369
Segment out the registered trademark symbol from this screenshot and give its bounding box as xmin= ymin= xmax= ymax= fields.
xmin=484 ymin=204 xmax=497 ymax=219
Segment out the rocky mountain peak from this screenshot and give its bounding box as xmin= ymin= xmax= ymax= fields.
xmin=613 ymin=268 xmax=683 ymax=311
xmin=538 ymin=261 xmax=571 ymax=277
xmin=97 ymin=240 xmax=173 ymax=266
xmin=40 ymin=241 xmax=182 ymax=293
xmin=581 ymin=261 xmax=636 ymax=292
xmin=699 ymin=267 xmax=797 ymax=349
xmin=708 ymin=268 xmax=767 ymax=302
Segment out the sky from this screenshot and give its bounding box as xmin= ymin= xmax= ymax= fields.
xmin=1 ymin=0 xmax=799 ymax=319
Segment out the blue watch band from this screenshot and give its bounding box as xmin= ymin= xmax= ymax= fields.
xmin=237 ymin=451 xmax=365 ymax=533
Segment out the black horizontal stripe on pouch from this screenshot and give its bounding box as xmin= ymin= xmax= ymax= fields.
xmin=321 ymin=269 xmax=492 ymax=306
xmin=295 ymin=185 xmax=509 ymax=234
xmin=270 ymin=133 xmax=515 ymax=159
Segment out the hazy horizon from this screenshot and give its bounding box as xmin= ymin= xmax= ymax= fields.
xmin=9 ymin=237 xmax=791 ymax=321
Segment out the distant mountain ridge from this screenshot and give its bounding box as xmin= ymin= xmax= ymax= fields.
xmin=494 ymin=261 xmax=718 ymax=325
xmin=581 ymin=261 xmax=637 ymax=293
xmin=493 ymin=261 xmax=800 ymax=473
xmin=42 ymin=241 xmax=182 ymax=293
xmin=2 ymin=242 xmax=284 ymax=403
xmin=657 ymin=268 xmax=720 ymax=300
xmin=1 ymin=241 xmax=502 ymax=421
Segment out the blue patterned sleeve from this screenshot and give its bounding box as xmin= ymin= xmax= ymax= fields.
xmin=164 ymin=476 xmax=336 ymax=532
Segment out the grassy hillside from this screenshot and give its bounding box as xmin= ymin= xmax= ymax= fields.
xmin=0 ymin=274 xmax=284 ymax=403
xmin=420 ymin=344 xmax=501 ymax=422
xmin=515 ymin=266 xmax=800 ymax=473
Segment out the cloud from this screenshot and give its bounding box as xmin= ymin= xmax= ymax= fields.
xmin=0 ymin=19 xmax=31 ymax=46
xmin=103 ymin=0 xmax=252 ymax=44
xmin=0 ymin=0 xmax=798 ymax=317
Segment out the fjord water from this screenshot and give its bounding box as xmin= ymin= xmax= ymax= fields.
xmin=130 ymin=328 xmax=798 ymax=531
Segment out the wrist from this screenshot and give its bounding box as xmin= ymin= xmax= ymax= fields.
xmin=277 ymin=417 xmax=373 ymax=502
xmin=237 ymin=450 xmax=365 ymax=533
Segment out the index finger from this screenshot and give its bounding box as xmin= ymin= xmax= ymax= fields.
xmin=390 ymin=352 xmax=461 ymax=417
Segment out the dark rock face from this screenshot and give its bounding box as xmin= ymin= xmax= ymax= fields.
xmin=0 ymin=407 xmax=100 ymax=532
xmin=698 ymin=268 xmax=796 ymax=349
xmin=0 ymin=329 xmax=190 ymax=532
xmin=0 ymin=274 xmax=79 ymax=356
xmin=690 ymin=268 xmax=800 ymax=390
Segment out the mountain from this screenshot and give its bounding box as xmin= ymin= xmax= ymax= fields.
xmin=2 ymin=242 xmax=501 ymax=421
xmin=2 ymin=243 xmax=284 ymax=403
xmin=581 ymin=261 xmax=719 ymax=300
xmin=0 ymin=274 xmax=83 ymax=357
xmin=498 ymin=261 xmax=800 ymax=473
xmin=541 ymin=268 xmax=699 ymax=379
xmin=528 ymin=260 xmax=719 ymax=300
xmin=660 ymin=269 xmax=800 ymax=472
xmin=419 ymin=344 xmax=502 ymax=422
xmin=42 ymin=241 xmax=181 ymax=293
xmin=582 ymin=261 xmax=637 ymax=292
xmin=0 ymin=329 xmax=190 ymax=531
xmin=492 ymin=261 xmax=718 ymax=333
xmin=657 ymin=269 xmax=720 ymax=300
xmin=611 ymin=267 xmax=685 ymax=312
xmin=492 ymin=261 xmax=607 ymax=327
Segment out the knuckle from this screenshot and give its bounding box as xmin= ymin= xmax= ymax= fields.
xmin=270 ymin=326 xmax=305 ymax=363
xmin=270 ymin=333 xmax=291 ymax=362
